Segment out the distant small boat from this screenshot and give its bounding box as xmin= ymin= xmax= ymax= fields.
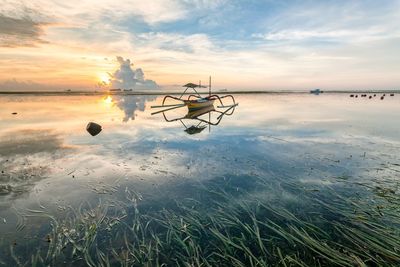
xmin=310 ymin=89 xmax=323 ymax=95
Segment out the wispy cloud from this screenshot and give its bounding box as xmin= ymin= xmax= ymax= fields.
xmin=0 ymin=15 xmax=47 ymax=47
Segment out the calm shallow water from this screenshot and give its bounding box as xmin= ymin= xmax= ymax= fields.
xmin=0 ymin=93 xmax=399 ymax=266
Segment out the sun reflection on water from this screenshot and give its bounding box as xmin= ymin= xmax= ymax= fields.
xmin=103 ymin=95 xmax=113 ymax=105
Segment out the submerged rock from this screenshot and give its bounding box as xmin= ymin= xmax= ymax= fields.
xmin=86 ymin=122 xmax=102 ymax=136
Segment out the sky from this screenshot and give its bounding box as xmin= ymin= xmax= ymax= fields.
xmin=0 ymin=0 xmax=399 ymax=91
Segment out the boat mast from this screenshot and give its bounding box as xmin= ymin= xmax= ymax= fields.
xmin=209 ymin=76 xmax=211 ymax=97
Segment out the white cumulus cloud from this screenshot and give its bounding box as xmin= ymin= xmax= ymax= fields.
xmin=109 ymin=56 xmax=158 ymax=90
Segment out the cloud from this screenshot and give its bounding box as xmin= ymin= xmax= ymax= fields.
xmin=0 ymin=79 xmax=52 ymax=91
xmin=109 ymin=56 xmax=158 ymax=90
xmin=0 ymin=14 xmax=48 ymax=47
xmin=136 ymin=32 xmax=213 ymax=53
xmin=14 ymin=0 xmax=187 ymax=26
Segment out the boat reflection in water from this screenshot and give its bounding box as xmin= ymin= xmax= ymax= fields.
xmin=151 ymin=78 xmax=238 ymax=134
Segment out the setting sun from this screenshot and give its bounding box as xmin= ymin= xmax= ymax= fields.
xmin=99 ymin=73 xmax=110 ymax=85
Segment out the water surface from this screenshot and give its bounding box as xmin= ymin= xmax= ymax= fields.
xmin=0 ymin=93 xmax=399 ymax=266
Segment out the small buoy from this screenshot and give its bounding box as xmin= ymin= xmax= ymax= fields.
xmin=86 ymin=122 xmax=102 ymax=136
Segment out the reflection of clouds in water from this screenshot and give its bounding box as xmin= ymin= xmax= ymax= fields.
xmin=0 ymin=160 xmax=50 ymax=199
xmin=0 ymin=129 xmax=65 ymax=156
xmin=0 ymin=129 xmax=71 ymax=199
xmin=113 ymin=95 xmax=156 ymax=122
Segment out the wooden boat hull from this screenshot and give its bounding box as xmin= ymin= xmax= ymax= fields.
xmin=185 ymin=98 xmax=214 ymax=110
xmin=185 ymin=105 xmax=215 ymax=119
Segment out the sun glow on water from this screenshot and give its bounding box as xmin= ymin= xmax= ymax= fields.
xmin=103 ymin=95 xmax=113 ymax=105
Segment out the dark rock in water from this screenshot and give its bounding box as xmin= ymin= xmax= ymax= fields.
xmin=355 ymin=95 xmax=358 ymax=98
xmin=390 ymin=93 xmax=394 ymax=96
xmin=374 ymin=94 xmax=376 ymax=97
xmin=86 ymin=122 xmax=102 ymax=136
xmin=12 ymin=112 xmax=17 ymax=115
xmin=369 ymin=96 xmax=372 ymax=99
xmin=350 ymin=94 xmax=354 ymax=97
xmin=380 ymin=96 xmax=384 ymax=100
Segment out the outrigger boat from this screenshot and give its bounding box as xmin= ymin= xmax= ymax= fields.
xmin=151 ymin=77 xmax=238 ymax=134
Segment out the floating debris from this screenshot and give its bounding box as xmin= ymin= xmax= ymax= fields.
xmin=86 ymin=122 xmax=102 ymax=136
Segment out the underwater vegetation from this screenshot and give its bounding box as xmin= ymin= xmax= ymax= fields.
xmin=2 ymin=173 xmax=399 ymax=267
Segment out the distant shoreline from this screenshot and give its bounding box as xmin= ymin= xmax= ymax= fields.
xmin=0 ymin=90 xmax=399 ymax=96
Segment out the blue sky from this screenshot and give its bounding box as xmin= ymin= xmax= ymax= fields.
xmin=0 ymin=0 xmax=399 ymax=90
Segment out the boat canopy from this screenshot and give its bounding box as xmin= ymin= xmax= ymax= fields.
xmin=183 ymin=83 xmax=207 ymax=88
